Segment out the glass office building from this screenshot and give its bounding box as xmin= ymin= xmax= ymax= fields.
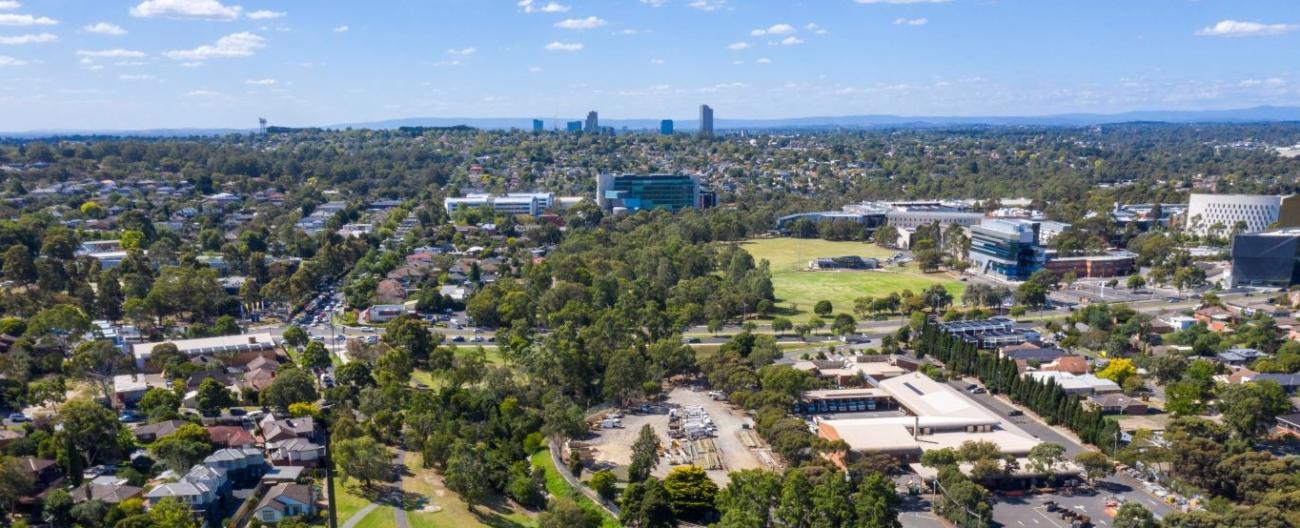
xmin=1231 ymin=230 xmax=1300 ymax=287
xmin=969 ymin=219 xmax=1046 ymax=281
xmin=596 ymin=173 xmax=702 ymax=213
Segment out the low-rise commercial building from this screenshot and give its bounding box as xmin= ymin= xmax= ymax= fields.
xmin=1044 ymin=251 xmax=1137 ymax=278
xmin=444 ymin=192 xmax=566 ymax=217
xmin=816 ymin=373 xmax=1040 ymax=463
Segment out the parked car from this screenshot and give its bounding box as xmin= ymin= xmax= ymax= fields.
xmin=7 ymin=413 xmax=28 ymax=423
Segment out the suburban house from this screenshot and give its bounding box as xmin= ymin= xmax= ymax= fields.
xmin=131 ymin=420 xmax=187 ymax=443
xmin=70 ymin=477 xmax=144 ymax=504
xmin=1038 ymin=356 xmax=1089 ymax=375
xmin=267 ymin=438 xmax=325 ymax=467
xmin=252 ymin=483 xmax=317 ymax=524
xmin=1216 ymin=348 xmax=1268 ymax=367
xmin=1276 ymin=413 xmax=1300 ymax=438
xmin=260 ymin=416 xmax=318 ymax=444
xmin=1084 ymin=393 xmax=1148 ymax=415
xmin=207 ymin=426 xmax=257 ymax=449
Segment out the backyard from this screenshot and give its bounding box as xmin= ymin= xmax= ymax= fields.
xmin=739 ymin=237 xmax=965 ymax=320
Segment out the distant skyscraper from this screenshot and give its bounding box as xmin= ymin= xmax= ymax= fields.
xmin=699 ymin=104 xmax=714 ymax=137
xmin=566 ymin=121 xmax=582 ymax=133
xmin=660 ymin=119 xmax=674 ymax=135
xmin=532 ymin=119 xmax=544 ymax=132
xmin=584 ymin=111 xmax=598 ymax=133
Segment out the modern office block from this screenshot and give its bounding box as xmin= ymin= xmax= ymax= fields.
xmin=566 ymin=121 xmax=582 ymax=133
xmin=699 ymin=105 xmax=713 ymax=136
xmin=969 ymin=219 xmax=1045 ymax=281
xmin=584 ymin=111 xmax=598 ymax=133
xmin=532 ymin=119 xmax=543 ymax=132
xmin=1230 ymin=229 xmax=1300 ymax=288
xmin=596 ymin=173 xmax=703 ymax=213
xmin=660 ymin=119 xmax=674 ymax=135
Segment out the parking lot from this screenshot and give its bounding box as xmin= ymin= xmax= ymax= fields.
xmin=580 ymin=386 xmax=773 ymax=486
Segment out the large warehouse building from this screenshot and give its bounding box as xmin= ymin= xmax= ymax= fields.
xmin=815 ymin=373 xmax=1040 ymax=463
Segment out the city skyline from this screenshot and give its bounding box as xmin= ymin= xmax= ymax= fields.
xmin=0 ymin=0 xmax=1299 ymax=130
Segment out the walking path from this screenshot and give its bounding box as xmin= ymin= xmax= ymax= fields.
xmin=393 ymin=449 xmax=410 ymax=528
xmin=549 ymin=440 xmax=622 ymax=517
xmin=340 ymin=503 xmax=382 ymax=528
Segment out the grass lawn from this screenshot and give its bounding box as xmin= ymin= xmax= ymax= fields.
xmin=401 ymin=451 xmax=536 ymax=528
xmin=454 ymin=346 xmax=505 ymax=364
xmin=530 ymin=450 xmax=621 ymax=528
xmin=334 ymin=483 xmax=380 ymax=525
xmin=739 ymin=238 xmax=965 ymax=321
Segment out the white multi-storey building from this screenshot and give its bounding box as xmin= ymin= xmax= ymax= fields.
xmin=1185 ymin=193 xmax=1293 ymax=236
xmin=444 ymin=192 xmax=556 ymax=217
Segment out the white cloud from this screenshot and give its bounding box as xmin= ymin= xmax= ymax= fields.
xmin=0 ymin=13 xmax=57 ymax=26
xmin=84 ymin=64 xmax=104 ymax=70
xmin=186 ymin=89 xmax=221 ymax=96
xmin=640 ymin=0 xmax=667 ymax=6
xmin=84 ymin=22 xmax=127 ymax=35
xmin=0 ymin=32 xmax=55 ymax=44
xmin=778 ymin=36 xmax=804 ymax=45
xmin=544 ymin=41 xmax=583 ymax=51
xmin=855 ymin=0 xmax=950 ymax=3
xmin=130 ymin=0 xmax=241 ymax=20
xmin=164 ymin=32 xmax=264 ymax=60
xmin=77 ymin=48 xmax=146 ymax=57
xmin=650 ymin=58 xmax=664 ymax=64
xmin=180 ymin=61 xmax=202 ymax=67
xmin=687 ymin=0 xmax=725 ymax=11
xmin=527 ymin=66 xmax=543 ymax=72
xmin=751 ymin=23 xmax=795 ymax=36
xmin=727 ymin=42 xmax=749 ymax=50
xmin=332 ymin=25 xmax=348 ymax=32
xmin=118 ymin=74 xmax=154 ymax=80
xmin=432 ymin=59 xmax=460 ymax=66
xmin=245 ymin=78 xmax=276 ymax=85
xmin=0 ymin=1 xmax=19 ymax=9
xmin=804 ymin=22 xmax=827 ymax=34
xmin=756 ymin=57 xmax=771 ymax=64
xmin=518 ymin=0 xmax=570 ymax=13
xmin=447 ymin=47 xmax=476 ymax=56
xmin=555 ymin=16 xmax=606 ymax=30
xmin=0 ymin=54 xmax=25 ymax=66
xmin=1196 ymin=19 xmax=1298 ymax=37
xmin=247 ymin=10 xmax=285 ymax=20
xmin=893 ymin=17 xmax=928 ymax=26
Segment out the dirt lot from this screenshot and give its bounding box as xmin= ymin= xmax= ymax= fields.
xmin=582 ymin=386 xmax=773 ymax=486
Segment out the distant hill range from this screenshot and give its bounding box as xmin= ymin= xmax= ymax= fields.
xmin=7 ymin=105 xmax=1300 ymax=138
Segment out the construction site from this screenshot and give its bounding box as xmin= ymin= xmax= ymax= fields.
xmin=578 ymin=386 xmax=776 ymax=485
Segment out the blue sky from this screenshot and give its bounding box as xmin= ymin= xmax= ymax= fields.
xmin=1 ymin=0 xmax=1299 ymax=130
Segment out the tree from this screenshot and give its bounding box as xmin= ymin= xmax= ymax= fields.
xmin=604 ymin=347 xmax=648 ymax=404
xmin=43 ymin=488 xmax=74 ymax=526
xmin=1126 ymin=275 xmax=1146 ymax=292
xmin=628 ymin=424 xmax=660 ymax=483
xmin=2 ymin=244 xmax=36 ymax=284
xmin=771 ymin=317 xmax=793 ymax=334
xmin=590 ymin=470 xmax=618 ymax=500
xmin=445 ymin=440 xmax=490 ymax=508
xmin=299 ymin=340 xmax=331 ymax=370
xmin=282 ymin=326 xmax=308 ymax=349
xmin=148 ymin=342 xmax=186 ymax=374
xmin=1113 ymin=502 xmax=1158 ymax=528
xmin=260 ymin=367 xmax=318 ymax=410
xmin=1028 ymin=443 xmax=1066 ymax=479
xmin=621 ymin=477 xmax=676 ymax=528
xmin=196 ymin=378 xmax=234 ymax=415
xmin=59 ymin=399 xmax=120 ymax=466
xmin=139 ymin=387 xmax=181 ymax=422
xmin=776 ymin=469 xmax=813 ymax=528
xmin=1074 ymin=451 xmax=1114 ymax=485
xmin=1218 ymin=380 xmax=1292 ymax=439
xmin=813 ymin=300 xmax=833 ymax=316
xmin=0 ymin=456 xmax=35 ymax=514
xmin=151 ymin=424 xmax=214 ymax=472
xmin=1097 ymin=358 xmax=1137 ymax=384
xmin=27 ymin=304 xmax=92 ymax=343
xmin=832 ymin=313 xmax=857 ymax=337
xmin=853 ymin=471 xmax=902 ymax=528
xmin=334 ymin=436 xmax=391 ymax=488
xmin=67 ymin=339 xmax=131 ymax=403
xmin=149 ymin=497 xmax=199 ymax=528
xmin=97 ymin=270 xmax=124 ymax=321
xmin=384 ymin=315 xmax=438 ymax=366
xmin=662 ymin=465 xmax=719 ymax=521
xmin=539 ymin=498 xmax=603 ymax=528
